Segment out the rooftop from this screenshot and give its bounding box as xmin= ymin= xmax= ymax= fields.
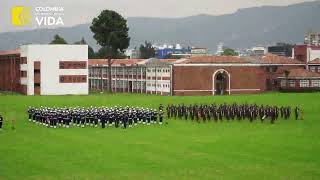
xmin=179 ymin=54 xmax=304 ymax=65
xmin=309 ymin=58 xmax=320 ymax=64
xmin=88 ymin=58 xmax=183 ymax=67
xmin=278 ymin=68 xmax=320 ymax=78
xmin=0 ymin=48 xmax=20 ymax=56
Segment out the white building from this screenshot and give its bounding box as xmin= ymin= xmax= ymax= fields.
xmin=19 ymin=44 xmax=88 ymax=95
xmin=251 ymin=47 xmax=266 ymax=56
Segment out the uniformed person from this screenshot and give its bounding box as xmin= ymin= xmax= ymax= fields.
xmin=0 ymin=114 xmax=3 ymax=130
xmin=294 ymin=107 xmax=299 ymax=120
xmin=159 ymin=110 xmax=163 ymax=125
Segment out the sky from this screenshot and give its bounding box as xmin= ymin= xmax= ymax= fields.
xmin=0 ymin=0 xmax=316 ymax=33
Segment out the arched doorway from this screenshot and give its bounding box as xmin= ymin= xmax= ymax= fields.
xmin=213 ymin=69 xmax=230 ymax=95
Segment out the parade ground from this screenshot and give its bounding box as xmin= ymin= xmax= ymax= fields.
xmin=0 ymin=92 xmax=319 ymax=180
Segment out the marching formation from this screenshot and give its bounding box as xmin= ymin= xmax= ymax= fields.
xmin=26 ymin=103 xmax=302 ymax=129
xmin=27 ymin=105 xmax=164 ymax=129
xmin=166 ymin=103 xmax=302 ymax=123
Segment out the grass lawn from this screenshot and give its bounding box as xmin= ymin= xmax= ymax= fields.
xmin=0 ymin=93 xmax=319 ymax=180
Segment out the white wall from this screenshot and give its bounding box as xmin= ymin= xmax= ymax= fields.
xmin=21 ymin=44 xmax=88 ymax=95
xmin=308 ymin=48 xmax=320 ymax=62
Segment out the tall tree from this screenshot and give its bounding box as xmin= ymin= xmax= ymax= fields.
xmin=139 ymin=41 xmax=155 ymax=59
xmin=50 ymin=34 xmax=68 ymax=44
xmin=90 ymin=10 xmax=130 ymax=92
xmin=222 ymin=48 xmax=239 ymax=56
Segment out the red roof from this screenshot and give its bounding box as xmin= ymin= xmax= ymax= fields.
xmin=89 ymin=59 xmax=144 ymax=66
xmin=160 ymin=59 xmax=180 ymax=63
xmin=259 ymin=54 xmax=304 ymax=64
xmin=179 ymin=54 xmax=303 ymax=65
xmin=89 ymin=58 xmax=180 ymax=66
xmin=278 ymin=68 xmax=320 ymax=78
xmin=0 ymin=48 xmax=20 ymax=56
xmin=309 ymin=58 xmax=320 ymax=64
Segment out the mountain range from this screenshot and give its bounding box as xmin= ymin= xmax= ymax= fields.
xmin=0 ymin=1 xmax=319 ymax=52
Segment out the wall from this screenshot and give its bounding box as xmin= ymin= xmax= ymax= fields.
xmin=21 ymin=45 xmax=88 ymax=95
xmin=0 ymin=56 xmax=21 ymax=93
xmin=172 ymin=64 xmax=305 ymax=96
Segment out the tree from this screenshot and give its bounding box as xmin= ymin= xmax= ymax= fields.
xmin=74 ymin=37 xmax=87 ymax=45
xmin=222 ymin=48 xmax=239 ymax=56
xmin=90 ymin=10 xmax=130 ymax=93
xmin=139 ymin=41 xmax=155 ymax=59
xmin=50 ymin=34 xmax=68 ymax=44
xmin=88 ymin=47 xmax=95 ymax=59
xmin=94 ymin=47 xmax=127 ymax=59
xmin=74 ymin=37 xmax=95 ymax=59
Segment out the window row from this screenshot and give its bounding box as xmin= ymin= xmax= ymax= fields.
xmin=147 ymin=68 xmax=170 ymax=73
xmin=147 ymin=83 xmax=171 ymax=88
xmin=309 ymin=66 xmax=320 ymax=73
xmin=281 ymin=79 xmax=320 ymax=88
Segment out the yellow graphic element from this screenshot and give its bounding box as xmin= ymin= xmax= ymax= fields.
xmin=12 ymin=6 xmax=32 ymax=26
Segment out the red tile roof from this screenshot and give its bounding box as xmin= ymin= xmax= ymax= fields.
xmin=180 ymin=54 xmax=304 ymax=65
xmin=89 ymin=59 xmax=144 ymax=66
xmin=0 ymin=48 xmax=20 ymax=56
xmin=278 ymin=68 xmax=320 ymax=78
xmin=309 ymin=58 xmax=320 ymax=64
xmin=89 ymin=58 xmax=180 ymax=66
xmin=259 ymin=54 xmax=304 ymax=64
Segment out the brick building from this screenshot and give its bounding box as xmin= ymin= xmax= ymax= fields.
xmin=88 ymin=54 xmax=320 ymax=96
xmin=293 ymin=45 xmax=320 ymax=63
xmin=172 ymin=55 xmax=313 ymax=95
xmin=308 ymin=58 xmax=320 ymax=73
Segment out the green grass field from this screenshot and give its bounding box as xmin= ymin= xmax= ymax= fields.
xmin=0 ymin=93 xmax=320 ymax=180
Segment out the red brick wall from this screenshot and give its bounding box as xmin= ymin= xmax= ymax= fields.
xmin=0 ymin=56 xmax=21 ymax=93
xmin=293 ymin=45 xmax=307 ymax=63
xmin=172 ymin=65 xmax=306 ymax=96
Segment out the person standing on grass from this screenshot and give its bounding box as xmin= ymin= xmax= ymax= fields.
xmin=159 ymin=110 xmax=163 ymax=125
xmin=300 ymin=109 xmax=304 ymax=120
xmin=295 ymin=107 xmax=300 ymax=120
xmin=11 ymin=118 xmax=16 ymax=130
xmin=0 ymin=114 xmax=3 ymax=130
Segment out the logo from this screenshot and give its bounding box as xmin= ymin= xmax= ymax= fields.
xmin=12 ymin=6 xmax=32 ymax=26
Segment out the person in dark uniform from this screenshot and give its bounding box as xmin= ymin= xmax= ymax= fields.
xmin=100 ymin=111 xmax=106 ymax=129
xmin=115 ymin=111 xmax=119 ymax=128
xmin=27 ymin=107 xmax=34 ymax=122
xmin=159 ymin=110 xmax=163 ymax=125
xmin=122 ymin=111 xmax=127 ymax=129
xmin=0 ymin=114 xmax=3 ymax=130
xmin=294 ymin=107 xmax=299 ymax=120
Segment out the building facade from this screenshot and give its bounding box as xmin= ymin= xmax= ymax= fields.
xmin=304 ymin=31 xmax=320 ymax=46
xmin=267 ymin=43 xmax=293 ymax=57
xmin=88 ymin=55 xmax=320 ymax=96
xmin=88 ymin=59 xmax=181 ymax=95
xmin=0 ymin=45 xmax=88 ymax=95
xmin=293 ymin=45 xmax=320 ymax=63
xmin=172 ymin=55 xmax=315 ymax=95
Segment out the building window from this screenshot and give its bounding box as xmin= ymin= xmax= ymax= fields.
xmin=280 ymin=80 xmax=286 ymax=87
xmin=289 ymin=80 xmax=295 ymax=87
xmin=299 ymin=80 xmax=309 ymax=87
xmin=310 ymin=67 xmax=316 ymax=72
xmin=311 ymin=80 xmax=320 ymax=87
